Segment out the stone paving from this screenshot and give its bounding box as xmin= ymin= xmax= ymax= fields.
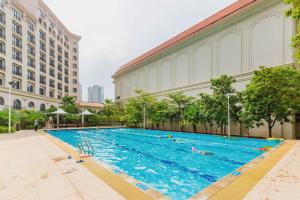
xmin=0 ymin=130 xmax=125 ymax=200
xmin=244 ymin=141 xmax=300 ymax=200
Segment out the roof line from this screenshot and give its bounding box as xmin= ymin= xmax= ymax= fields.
xmin=112 ymin=0 xmax=260 ymax=78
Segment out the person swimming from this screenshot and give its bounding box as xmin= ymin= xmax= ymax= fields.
xmin=192 ymin=147 xmax=214 ymax=156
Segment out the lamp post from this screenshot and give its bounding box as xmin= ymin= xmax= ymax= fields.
xmin=8 ymin=81 xmax=16 ymax=133
xmin=227 ymin=93 xmax=236 ymax=138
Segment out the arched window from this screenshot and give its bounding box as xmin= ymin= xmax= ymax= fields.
xmin=28 ymin=102 xmax=35 ymax=108
xmin=13 ymin=99 xmax=21 ymax=110
xmin=0 ymin=97 xmax=4 ymax=105
xmin=40 ymin=103 xmax=45 ymax=111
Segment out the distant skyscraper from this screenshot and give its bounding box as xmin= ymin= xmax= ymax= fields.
xmin=88 ymin=85 xmax=104 ymax=103
xmin=79 ymin=83 xmax=82 ymax=101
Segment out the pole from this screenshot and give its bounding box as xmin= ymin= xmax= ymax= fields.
xmin=57 ymin=113 xmax=59 ymax=128
xmin=227 ymin=94 xmax=230 ymax=138
xmin=8 ymin=86 xmax=11 ymax=133
xmin=143 ymin=104 xmax=146 ymax=129
xmin=82 ymin=114 xmax=84 ymax=127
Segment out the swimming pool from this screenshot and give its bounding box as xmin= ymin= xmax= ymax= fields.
xmin=48 ymin=128 xmax=281 ymax=200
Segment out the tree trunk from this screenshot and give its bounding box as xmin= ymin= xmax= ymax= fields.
xmin=181 ymin=124 xmax=184 ymax=132
xmin=156 ymin=123 xmax=159 ymax=130
xmin=193 ymin=124 xmax=197 ymax=133
xmin=268 ymin=124 xmax=272 ymax=138
xmin=170 ymin=119 xmax=174 ymax=131
xmin=204 ymin=123 xmax=208 ymax=134
xmin=162 ymin=122 xmax=165 ymax=130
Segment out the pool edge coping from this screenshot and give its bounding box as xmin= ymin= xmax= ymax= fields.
xmin=190 ymin=139 xmax=296 ymax=200
xmin=41 ymin=130 xmax=168 ymax=200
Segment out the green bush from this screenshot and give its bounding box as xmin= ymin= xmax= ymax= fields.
xmin=0 ymin=126 xmax=16 ymax=133
xmin=18 ymin=110 xmax=46 ymax=129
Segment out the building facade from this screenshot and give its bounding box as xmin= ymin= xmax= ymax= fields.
xmin=112 ymin=0 xmax=297 ymax=138
xmin=88 ymin=85 xmax=104 ymax=103
xmin=0 ymin=0 xmax=80 ymax=111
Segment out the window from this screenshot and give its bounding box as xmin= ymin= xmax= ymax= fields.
xmin=27 ymin=83 xmax=34 ymax=93
xmin=39 ymin=75 xmax=46 ymax=84
xmin=28 ymin=102 xmax=35 ymax=108
xmin=49 ymin=90 xmax=54 ymax=98
xmin=58 ymin=55 xmax=62 ymax=62
xmin=0 ymin=11 xmax=5 ymax=24
xmin=49 ymin=59 xmax=55 ymax=67
xmin=12 ymin=36 xmax=22 ymax=48
xmin=64 ymin=60 xmax=68 ymax=67
xmin=73 ymin=79 xmax=77 ymax=84
xmin=27 ymin=20 xmax=34 ymax=31
xmin=40 ymin=52 xmax=46 ymax=62
xmin=49 ymin=48 xmax=55 ymax=58
xmin=73 ymin=71 xmax=77 ymax=76
xmin=0 ymin=75 xmax=3 ymax=85
xmin=64 ymin=86 xmax=69 ymax=93
xmin=72 ymin=88 xmax=77 ymax=93
xmin=27 ymin=57 xmax=35 ymax=68
xmin=39 ymin=87 xmax=45 ymax=96
xmin=64 ymin=68 xmax=69 ymax=75
xmin=73 ymin=48 xmax=77 ymax=53
xmin=12 ymin=80 xmax=21 ymax=90
xmin=73 ymin=56 xmax=77 ymax=61
xmin=0 ymin=42 xmax=4 ymax=54
xmin=27 ymin=70 xmax=35 ymax=81
xmin=57 ymin=83 xmax=62 ymax=90
xmin=27 ymin=33 xmax=35 ymax=44
xmin=13 ymin=8 xmax=21 ymax=21
xmin=0 ymin=26 xmax=5 ymax=38
xmin=13 ymin=99 xmax=21 ymax=110
xmin=12 ymin=22 xmax=22 ymax=35
xmin=64 ymin=51 xmax=69 ymax=58
xmin=64 ymin=76 xmax=69 ymax=83
xmin=50 ymin=38 xmax=55 ymax=48
xmin=73 ymin=64 xmax=77 ymax=69
xmin=40 ymin=63 xmax=46 ymax=73
xmin=58 ymin=45 xmax=62 ymax=53
xmin=27 ymin=45 xmax=35 ymax=56
xmin=57 ymin=92 xmax=62 ymax=99
xmin=0 ymin=58 xmax=5 ymax=70
xmin=39 ymin=30 xmax=46 ymax=41
xmin=58 ymin=64 xmax=62 ymax=71
xmin=0 ymin=97 xmax=4 ymax=105
xmin=40 ymin=103 xmax=45 ymax=111
xmin=12 ymin=49 xmax=22 ymax=61
xmin=49 ymin=79 xmax=55 ymax=88
xmin=57 ymin=73 xmax=62 ymax=80
xmin=49 ymin=68 xmax=55 ymax=77
xmin=40 ymin=41 xmax=46 ymax=51
xmin=12 ymin=64 xmax=22 ymax=76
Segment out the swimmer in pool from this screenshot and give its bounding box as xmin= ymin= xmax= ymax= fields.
xmin=192 ymin=146 xmax=214 ymax=156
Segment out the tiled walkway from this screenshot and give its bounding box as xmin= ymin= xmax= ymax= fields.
xmin=0 ymin=130 xmax=125 ymax=200
xmin=244 ymin=141 xmax=300 ymax=200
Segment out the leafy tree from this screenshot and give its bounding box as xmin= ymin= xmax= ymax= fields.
xmin=183 ymin=100 xmax=202 ymax=132
xmin=123 ymin=97 xmax=143 ymax=127
xmin=168 ymin=92 xmax=194 ymax=131
xmin=242 ymin=66 xmax=300 ymax=137
xmin=210 ymin=75 xmax=237 ymax=134
xmin=149 ymin=99 xmax=170 ymax=129
xmin=103 ymin=99 xmax=114 ymax=125
xmin=284 ymin=0 xmax=300 ymax=62
xmin=60 ymin=96 xmax=80 ymax=126
xmin=198 ymin=94 xmax=215 ymax=134
xmin=18 ymin=110 xmax=46 ymax=129
xmin=0 ymin=108 xmax=18 ymax=133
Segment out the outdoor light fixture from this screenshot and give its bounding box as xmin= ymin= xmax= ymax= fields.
xmin=8 ymin=81 xmax=17 ymax=133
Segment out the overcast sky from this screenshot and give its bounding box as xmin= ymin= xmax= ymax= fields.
xmin=43 ymin=0 xmax=236 ymax=100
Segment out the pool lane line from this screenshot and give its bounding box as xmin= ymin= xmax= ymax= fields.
xmin=42 ymin=132 xmax=164 ymax=200
xmin=191 ymin=140 xmax=296 ymax=200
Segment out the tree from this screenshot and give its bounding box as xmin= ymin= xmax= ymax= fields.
xmin=242 ymin=66 xmax=300 ymax=137
xmin=123 ymin=97 xmax=143 ymax=127
xmin=103 ymin=99 xmax=114 ymax=125
xmin=149 ymin=99 xmax=170 ymax=129
xmin=168 ymin=92 xmax=194 ymax=131
xmin=284 ymin=0 xmax=300 ymax=63
xmin=210 ymin=75 xmax=237 ymax=134
xmin=198 ymin=94 xmax=215 ymax=134
xmin=60 ymin=96 xmax=80 ymax=126
xmin=183 ymin=100 xmax=201 ymax=132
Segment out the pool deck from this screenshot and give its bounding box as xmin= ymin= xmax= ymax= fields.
xmin=0 ymin=130 xmax=299 ymax=200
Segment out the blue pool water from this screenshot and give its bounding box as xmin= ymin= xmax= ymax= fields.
xmin=48 ymin=128 xmax=281 ymax=200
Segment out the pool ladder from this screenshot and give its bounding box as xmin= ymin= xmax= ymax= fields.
xmin=78 ymin=138 xmax=94 ymax=156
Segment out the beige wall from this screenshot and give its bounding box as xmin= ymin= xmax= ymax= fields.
xmin=114 ymin=0 xmax=296 ymax=139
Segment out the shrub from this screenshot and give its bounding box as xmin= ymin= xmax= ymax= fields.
xmin=0 ymin=126 xmax=16 ymax=133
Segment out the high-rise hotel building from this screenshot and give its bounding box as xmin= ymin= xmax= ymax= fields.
xmin=0 ymin=0 xmax=80 ymax=111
